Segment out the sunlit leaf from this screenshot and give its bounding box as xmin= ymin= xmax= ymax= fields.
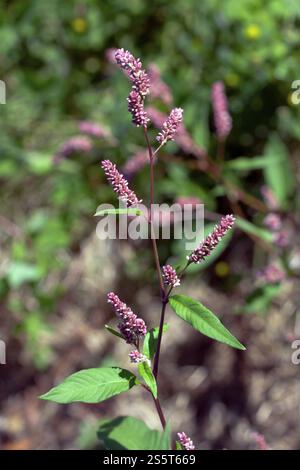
xmin=40 ymin=367 xmax=137 ymax=404
xmin=169 ymin=294 xmax=245 ymax=350
xmin=98 ymin=416 xmax=170 ymax=450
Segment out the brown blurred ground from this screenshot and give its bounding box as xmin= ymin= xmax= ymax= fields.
xmin=0 ymin=234 xmax=299 ymax=450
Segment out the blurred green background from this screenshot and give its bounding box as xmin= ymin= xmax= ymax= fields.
xmin=0 ymin=0 xmax=300 ymax=450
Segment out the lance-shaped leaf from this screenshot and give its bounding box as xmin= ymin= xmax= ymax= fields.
xmin=98 ymin=416 xmax=171 ymax=450
xmin=169 ymin=294 xmax=245 ymax=350
xmin=235 ymin=217 xmax=273 ymax=243
xmin=105 ymin=324 xmax=124 ymax=340
xmin=138 ymin=361 xmax=157 ymax=398
xmin=263 ymin=134 xmax=296 ymax=208
xmin=143 ymin=324 xmax=169 ymax=360
xmin=40 ymin=367 xmax=137 ymax=404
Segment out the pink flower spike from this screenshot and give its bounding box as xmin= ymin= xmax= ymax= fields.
xmin=211 ymin=81 xmax=232 ymax=140
xmin=274 ymin=230 xmax=290 ymax=248
xmin=127 ymin=90 xmax=149 ymax=127
xmin=54 ymin=136 xmax=92 ymax=163
xmin=252 ymin=432 xmax=270 ymax=450
xmin=122 ymin=149 xmax=155 ymax=179
xmin=79 ymin=121 xmax=109 ymax=139
xmin=129 ymin=350 xmax=148 ymax=364
xmin=257 ymin=264 xmax=285 ymax=284
xmin=115 ymin=48 xmax=150 ymax=127
xmin=107 ymin=292 xmax=147 ymax=345
xmin=157 ymin=108 xmax=184 ymax=145
xmin=115 ymin=48 xmax=150 ymax=97
xmin=177 ymin=432 xmax=195 ymax=450
xmin=188 ymin=214 xmax=235 ymax=264
xmin=101 ymin=160 xmax=142 ymax=207
xmin=162 ymin=265 xmax=180 ymax=287
xmin=147 ymin=64 xmax=173 ymax=105
xmin=263 ymin=213 xmax=282 ymax=231
xmin=147 ymin=106 xmax=206 ymax=159
xmin=261 ymin=186 xmax=278 ymax=210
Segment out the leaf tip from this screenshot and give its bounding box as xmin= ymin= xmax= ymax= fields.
xmin=39 ymin=392 xmax=49 ymax=400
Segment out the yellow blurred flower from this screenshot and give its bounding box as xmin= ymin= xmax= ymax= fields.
xmin=244 ymin=24 xmax=261 ymax=40
xmin=225 ymin=73 xmax=240 ymax=88
xmin=215 ymin=261 xmax=229 ymax=278
xmin=287 ymin=92 xmax=297 ymax=106
xmin=72 ymin=18 xmax=87 ymax=34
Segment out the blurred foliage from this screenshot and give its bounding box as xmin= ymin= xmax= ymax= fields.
xmin=0 ymin=0 xmax=299 ymax=367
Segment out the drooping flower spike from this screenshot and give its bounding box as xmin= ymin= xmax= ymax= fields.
xmin=115 ymin=48 xmax=150 ymax=127
xmin=107 ymin=292 xmax=147 ymax=345
xmin=211 ymin=81 xmax=232 ymax=141
xmin=101 ymin=159 xmax=142 ymax=207
xmin=188 ymin=214 xmax=235 ymax=264
xmin=162 ymin=265 xmax=180 ymax=287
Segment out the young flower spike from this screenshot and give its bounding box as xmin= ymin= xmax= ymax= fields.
xmin=162 ymin=265 xmax=180 ymax=287
xmin=157 ymin=108 xmax=184 ymax=145
xmin=107 ymin=292 xmax=147 ymax=345
xmin=147 ymin=106 xmax=206 ymax=159
xmin=188 ymin=214 xmax=235 ymax=264
xmin=101 ymin=160 xmax=142 ymax=207
xmin=177 ymin=432 xmax=195 ymax=450
xmin=211 ymin=81 xmax=232 ymax=140
xmin=129 ymin=350 xmax=148 ymax=364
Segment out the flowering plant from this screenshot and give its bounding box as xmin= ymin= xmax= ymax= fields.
xmin=40 ymin=49 xmax=245 ymax=451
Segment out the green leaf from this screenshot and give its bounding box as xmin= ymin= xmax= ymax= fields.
xmin=26 ymin=151 xmax=53 ymax=175
xmin=242 ymin=285 xmax=280 ymax=315
xmin=138 ymin=361 xmax=157 ymax=398
xmin=224 ymin=155 xmax=276 ymax=171
xmin=7 ymin=262 xmax=42 ymax=288
xmin=235 ymin=217 xmax=273 ymax=242
xmin=263 ymin=134 xmax=296 ymax=208
xmin=176 ymin=441 xmax=183 ymax=450
xmin=105 ymin=324 xmax=124 ymax=340
xmin=40 ymin=367 xmax=136 ymax=404
xmin=169 ymin=294 xmax=246 ymax=350
xmin=98 ymin=416 xmax=170 ymax=450
xmin=94 ymin=208 xmax=142 ymax=217
xmin=143 ymin=324 xmax=169 ymax=360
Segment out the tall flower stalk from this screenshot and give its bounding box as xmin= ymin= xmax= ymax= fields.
xmin=111 ymin=49 xmax=239 ymax=434
xmin=41 ymin=48 xmax=245 ymax=452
